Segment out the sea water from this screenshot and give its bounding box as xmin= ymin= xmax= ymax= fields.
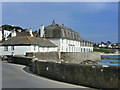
xmin=96 ymin=55 xmax=120 ymax=66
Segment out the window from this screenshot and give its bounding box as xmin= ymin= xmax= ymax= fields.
xmin=42 ymin=47 xmax=44 ymax=51
xmin=34 ymin=46 xmax=36 ymax=51
xmin=46 ymin=47 xmax=49 ymax=52
xmin=62 ymin=30 xmax=65 ymax=37
xmin=34 ymin=46 xmax=37 ymax=51
xmin=4 ymin=46 xmax=8 ymax=51
xmin=11 ymin=46 xmax=14 ymax=51
xmin=62 ymin=46 xmax=64 ymax=50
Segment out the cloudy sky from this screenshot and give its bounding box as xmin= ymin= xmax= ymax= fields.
xmin=2 ymin=2 xmax=118 ymax=43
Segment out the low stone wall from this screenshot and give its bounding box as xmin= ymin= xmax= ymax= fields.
xmin=7 ymin=55 xmax=33 ymax=66
xmin=61 ymin=52 xmax=101 ymax=63
xmin=26 ymin=52 xmax=59 ymax=61
xmin=27 ymin=52 xmax=101 ymax=63
xmin=31 ymin=60 xmax=120 ymax=88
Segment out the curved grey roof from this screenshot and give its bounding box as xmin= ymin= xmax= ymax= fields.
xmin=44 ymin=21 xmax=80 ymax=40
xmin=44 ymin=21 xmax=94 ymax=43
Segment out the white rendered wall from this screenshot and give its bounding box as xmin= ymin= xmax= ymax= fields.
xmin=1 ymin=46 xmax=31 ymax=55
xmin=0 ymin=30 xmax=2 ymax=41
xmin=48 ymin=38 xmax=60 ymax=51
xmin=11 ymin=30 xmax=17 ymax=37
xmin=49 ymin=38 xmax=93 ymax=52
xmin=39 ymin=47 xmax=57 ymax=52
xmin=40 ymin=25 xmax=45 ymax=37
xmin=48 ymin=47 xmax=58 ymax=52
xmin=0 ymin=45 xmax=58 ymax=56
xmin=0 ymin=45 xmax=39 ymax=56
xmin=3 ymin=30 xmax=11 ymax=40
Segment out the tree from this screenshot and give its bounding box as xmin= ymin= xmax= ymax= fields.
xmin=107 ymin=41 xmax=111 ymax=44
xmin=1 ymin=25 xmax=23 ymax=32
xmin=101 ymin=42 xmax=105 ymax=44
xmin=1 ymin=25 xmax=13 ymax=30
xmin=12 ymin=26 xmax=23 ymax=32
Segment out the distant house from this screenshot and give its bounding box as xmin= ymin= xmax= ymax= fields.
xmin=98 ymin=41 xmax=120 ymax=49
xmin=2 ymin=29 xmax=12 ymax=41
xmin=1 ymin=36 xmax=57 ymax=56
xmin=8 ymin=28 xmax=35 ymax=37
xmin=98 ymin=42 xmax=107 ymax=48
xmin=112 ymin=43 xmax=120 ymax=49
xmin=1 ymin=27 xmax=37 ymax=41
xmin=39 ymin=21 xmax=94 ymax=52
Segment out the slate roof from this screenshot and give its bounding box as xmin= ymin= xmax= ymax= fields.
xmin=44 ymin=21 xmax=93 ymax=43
xmin=2 ymin=36 xmax=57 ymax=47
xmin=8 ymin=31 xmax=38 ymax=38
xmin=45 ymin=23 xmax=80 ymax=40
xmin=16 ymin=31 xmax=31 ymax=36
xmin=32 ymin=31 xmax=39 ymax=37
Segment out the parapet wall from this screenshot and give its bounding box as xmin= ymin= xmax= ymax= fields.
xmin=7 ymin=55 xmax=32 ymax=66
xmin=31 ymin=60 xmax=120 ymax=88
xmin=61 ymin=52 xmax=101 ymax=63
xmin=34 ymin=52 xmax=59 ymax=61
xmin=27 ymin=52 xmax=101 ymax=63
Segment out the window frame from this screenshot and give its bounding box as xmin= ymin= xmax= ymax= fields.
xmin=4 ymin=46 xmax=8 ymax=51
xmin=11 ymin=46 xmax=14 ymax=51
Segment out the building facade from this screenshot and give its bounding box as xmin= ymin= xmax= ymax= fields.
xmin=2 ymin=29 xmax=12 ymax=41
xmin=1 ymin=36 xmax=58 ymax=56
xmin=39 ymin=21 xmax=93 ymax=52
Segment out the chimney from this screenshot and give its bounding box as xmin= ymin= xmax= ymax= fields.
xmin=52 ymin=20 xmax=56 ymax=26
xmin=11 ymin=28 xmax=16 ymax=37
xmin=62 ymin=24 xmax=64 ymax=26
xmin=40 ymin=25 xmax=45 ymax=37
xmin=29 ymin=28 xmax=33 ymax=37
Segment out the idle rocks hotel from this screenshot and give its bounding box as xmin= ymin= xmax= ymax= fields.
xmin=0 ymin=21 xmax=94 ymax=56
xmin=42 ymin=21 xmax=93 ymax=52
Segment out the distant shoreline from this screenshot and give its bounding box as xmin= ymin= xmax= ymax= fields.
xmin=100 ymin=53 xmax=120 ymax=56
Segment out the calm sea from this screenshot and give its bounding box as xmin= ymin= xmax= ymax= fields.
xmin=96 ymin=55 xmax=120 ymax=66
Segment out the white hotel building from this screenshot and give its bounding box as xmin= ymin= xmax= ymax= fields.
xmin=40 ymin=21 xmax=94 ymax=52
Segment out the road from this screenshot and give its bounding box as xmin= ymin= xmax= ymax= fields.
xmin=2 ymin=61 xmax=93 ymax=88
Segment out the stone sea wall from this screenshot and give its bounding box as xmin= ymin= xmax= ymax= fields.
xmin=27 ymin=52 xmax=101 ymax=63
xmin=31 ymin=60 xmax=120 ymax=89
xmin=7 ymin=55 xmax=32 ymax=66
xmin=61 ymin=52 xmax=101 ymax=63
xmin=34 ymin=52 xmax=59 ymax=61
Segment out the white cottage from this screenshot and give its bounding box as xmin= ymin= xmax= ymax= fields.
xmin=2 ymin=29 xmax=12 ymax=41
xmin=1 ymin=36 xmax=58 ymax=56
xmin=39 ymin=21 xmax=94 ymax=52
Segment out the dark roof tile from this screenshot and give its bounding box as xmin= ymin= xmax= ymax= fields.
xmin=2 ymin=36 xmax=57 ymax=47
xmin=16 ymin=31 xmax=31 ymax=36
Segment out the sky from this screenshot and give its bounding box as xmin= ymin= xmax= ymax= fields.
xmin=1 ymin=2 xmax=118 ymax=43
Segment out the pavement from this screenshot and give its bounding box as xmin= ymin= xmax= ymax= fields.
xmin=2 ymin=61 xmax=95 ymax=89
